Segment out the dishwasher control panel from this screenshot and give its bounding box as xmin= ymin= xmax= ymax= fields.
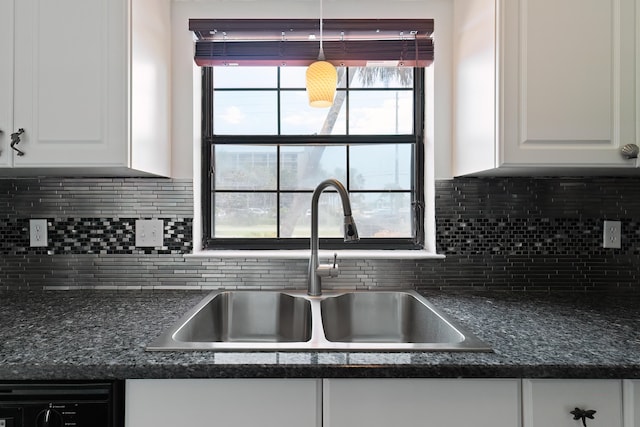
xmin=0 ymin=382 xmax=123 ymax=427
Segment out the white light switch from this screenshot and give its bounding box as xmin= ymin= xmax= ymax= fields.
xmin=135 ymin=219 xmax=164 ymax=247
xmin=29 ymin=219 xmax=48 ymax=247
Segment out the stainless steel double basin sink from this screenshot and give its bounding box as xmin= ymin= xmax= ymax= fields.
xmin=147 ymin=290 xmax=491 ymax=352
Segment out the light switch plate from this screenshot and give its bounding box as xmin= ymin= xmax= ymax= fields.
xmin=135 ymin=219 xmax=164 ymax=247
xmin=29 ymin=219 xmax=48 ymax=247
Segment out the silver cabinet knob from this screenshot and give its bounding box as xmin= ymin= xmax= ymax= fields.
xmin=621 ymin=143 xmax=639 ymax=159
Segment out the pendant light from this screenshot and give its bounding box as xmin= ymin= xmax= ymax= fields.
xmin=306 ymin=0 xmax=337 ymax=108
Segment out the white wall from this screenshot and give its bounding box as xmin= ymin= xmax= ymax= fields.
xmin=169 ymin=0 xmax=454 ymax=180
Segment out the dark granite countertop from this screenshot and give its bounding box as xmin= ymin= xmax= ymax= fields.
xmin=0 ymin=290 xmax=639 ymax=380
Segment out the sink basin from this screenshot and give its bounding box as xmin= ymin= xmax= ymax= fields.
xmin=320 ymin=292 xmax=465 ymax=344
xmin=174 ymin=291 xmax=312 ymax=343
xmin=149 ymin=291 xmax=312 ymax=350
xmin=147 ymin=290 xmax=491 ymax=352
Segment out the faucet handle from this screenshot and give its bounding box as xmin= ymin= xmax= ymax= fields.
xmin=317 ymin=253 xmax=339 ymax=278
xmin=330 ymin=253 xmax=339 ymax=276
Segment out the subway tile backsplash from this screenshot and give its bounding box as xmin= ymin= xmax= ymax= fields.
xmin=1 ymin=176 xmax=639 ymax=293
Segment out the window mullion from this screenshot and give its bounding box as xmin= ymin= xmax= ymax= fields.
xmin=276 ymin=145 xmax=281 ymax=239
xmin=276 ymin=68 xmax=282 ymax=239
xmin=202 ymin=67 xmax=214 ymax=245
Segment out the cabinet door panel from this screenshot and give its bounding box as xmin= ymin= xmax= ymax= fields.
xmin=523 ymin=0 xmax=611 ymax=142
xmin=13 ymin=0 xmax=127 ymax=167
xmin=324 ymin=379 xmax=520 ymax=427
xmin=125 ymin=379 xmax=320 ymax=427
xmin=523 ymin=379 xmax=622 ymax=427
xmin=0 ymin=0 xmax=12 ymax=168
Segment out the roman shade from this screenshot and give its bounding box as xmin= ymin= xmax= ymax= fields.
xmin=189 ymin=19 xmax=434 ymax=67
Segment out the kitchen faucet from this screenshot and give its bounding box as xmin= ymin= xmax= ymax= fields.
xmin=308 ymin=179 xmax=359 ymax=296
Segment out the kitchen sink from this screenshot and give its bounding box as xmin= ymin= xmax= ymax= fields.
xmin=146 ymin=290 xmax=491 ymax=352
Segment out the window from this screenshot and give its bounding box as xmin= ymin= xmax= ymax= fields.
xmin=201 ymin=66 xmax=425 ymax=250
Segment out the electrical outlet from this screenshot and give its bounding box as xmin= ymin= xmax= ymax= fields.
xmin=135 ymin=219 xmax=164 ymax=247
xmin=29 ymin=219 xmax=48 ymax=247
xmin=603 ymin=220 xmax=621 ymax=249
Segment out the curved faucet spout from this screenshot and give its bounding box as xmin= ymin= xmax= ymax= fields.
xmin=308 ymin=179 xmax=359 ymax=296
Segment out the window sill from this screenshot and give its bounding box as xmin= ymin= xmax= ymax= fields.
xmin=185 ymin=249 xmax=445 ymax=260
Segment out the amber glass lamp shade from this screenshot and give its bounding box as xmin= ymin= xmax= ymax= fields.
xmin=306 ymin=60 xmax=337 ymax=108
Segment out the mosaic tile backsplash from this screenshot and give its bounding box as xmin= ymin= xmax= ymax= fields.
xmin=1 ymin=176 xmax=639 ymax=293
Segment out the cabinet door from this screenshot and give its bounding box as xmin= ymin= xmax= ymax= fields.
xmin=125 ymin=379 xmax=320 ymax=427
xmin=624 ymin=380 xmax=640 ymax=427
xmin=500 ymin=0 xmax=637 ymax=168
xmin=523 ymin=379 xmax=622 ymax=427
xmin=0 ymin=0 xmax=12 ymax=168
xmin=323 ymin=379 xmax=520 ymax=427
xmin=12 ymin=0 xmax=128 ymax=168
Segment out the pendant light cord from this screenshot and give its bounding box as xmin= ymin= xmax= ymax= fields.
xmin=318 ymin=0 xmax=325 ymax=60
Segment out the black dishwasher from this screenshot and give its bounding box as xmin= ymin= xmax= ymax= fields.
xmin=0 ymin=381 xmax=124 ymax=427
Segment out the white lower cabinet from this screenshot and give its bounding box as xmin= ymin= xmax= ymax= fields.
xmin=322 ymin=378 xmax=520 ymax=427
xmin=624 ymin=380 xmax=640 ymax=427
xmin=126 ymin=378 xmax=518 ymax=427
xmin=523 ymin=379 xmax=623 ymax=427
xmin=125 ymin=379 xmax=321 ymax=427
xmin=126 ymin=378 xmax=640 ymax=427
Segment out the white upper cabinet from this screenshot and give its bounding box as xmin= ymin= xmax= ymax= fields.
xmin=12 ymin=0 xmax=127 ymax=169
xmin=454 ymin=0 xmax=639 ymax=176
xmin=0 ymin=1 xmax=13 ymax=168
xmin=1 ymin=0 xmax=171 ymax=176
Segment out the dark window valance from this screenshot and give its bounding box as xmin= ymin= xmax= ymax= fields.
xmin=189 ymin=19 xmax=434 ymax=67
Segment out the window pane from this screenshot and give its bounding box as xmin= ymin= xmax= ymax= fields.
xmin=351 ymin=192 xmax=412 ymax=238
xmin=214 ymin=67 xmax=277 ymax=88
xmin=281 ymin=146 xmax=347 ymax=190
xmin=213 ymin=91 xmax=278 ymax=135
xmin=350 ymin=144 xmax=412 ymax=190
xmin=349 ymin=67 xmax=413 ymax=89
xmin=349 ymin=91 xmax=413 ymax=135
xmin=215 ymin=145 xmax=277 ymax=190
xmin=280 ymin=92 xmax=347 ymax=135
xmin=280 ymin=67 xmax=307 ymax=88
xmin=280 ymin=192 xmax=343 ymax=238
xmin=214 ymin=193 xmax=277 ymax=238
xmin=279 ymin=193 xmax=311 ymax=238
